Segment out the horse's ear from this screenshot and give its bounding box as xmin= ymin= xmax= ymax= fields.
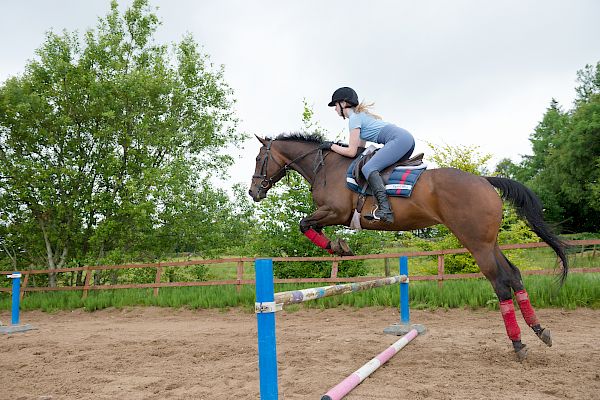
xmin=255 ymin=134 xmax=268 ymax=145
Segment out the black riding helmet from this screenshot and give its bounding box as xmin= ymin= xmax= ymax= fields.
xmin=328 ymin=87 xmax=359 ymax=107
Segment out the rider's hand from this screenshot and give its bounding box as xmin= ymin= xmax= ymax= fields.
xmin=320 ymin=141 xmax=334 ymax=150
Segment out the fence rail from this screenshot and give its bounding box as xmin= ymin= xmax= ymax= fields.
xmin=1 ymin=239 xmax=599 ymax=299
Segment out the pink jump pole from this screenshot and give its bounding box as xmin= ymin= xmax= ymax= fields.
xmin=321 ymin=329 xmax=419 ymax=400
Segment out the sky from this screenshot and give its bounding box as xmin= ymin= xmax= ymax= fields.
xmin=1 ymin=0 xmax=599 ymax=191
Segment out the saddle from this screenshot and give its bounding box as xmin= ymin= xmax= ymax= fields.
xmin=346 ymin=146 xmax=427 ymax=230
xmin=346 ymin=146 xmax=427 ymax=197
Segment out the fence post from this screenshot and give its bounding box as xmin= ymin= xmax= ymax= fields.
xmin=437 ymin=254 xmax=445 ymax=288
xmin=255 ymin=258 xmax=278 ymax=400
xmin=19 ymin=272 xmax=29 ymax=302
xmin=384 ymin=257 xmax=390 ymax=277
xmin=330 ymin=261 xmax=339 ymax=279
xmin=236 ymin=261 xmax=244 ymax=293
xmin=82 ymin=266 xmax=93 ymax=299
xmin=154 ymin=264 xmax=162 ymax=297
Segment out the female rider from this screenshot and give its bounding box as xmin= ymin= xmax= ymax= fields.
xmin=323 ymin=87 xmax=415 ymax=223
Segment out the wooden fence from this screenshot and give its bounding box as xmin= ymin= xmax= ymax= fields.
xmin=1 ymin=239 xmax=599 ymax=300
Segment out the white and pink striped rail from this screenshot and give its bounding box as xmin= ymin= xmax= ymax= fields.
xmin=321 ymin=329 xmax=419 ymax=400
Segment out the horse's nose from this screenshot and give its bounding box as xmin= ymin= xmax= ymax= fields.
xmin=248 ymin=188 xmax=262 ymax=202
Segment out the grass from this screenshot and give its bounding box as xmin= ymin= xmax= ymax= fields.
xmin=2 ymin=273 xmax=598 ymax=313
xmin=300 ymin=273 xmax=600 ymax=310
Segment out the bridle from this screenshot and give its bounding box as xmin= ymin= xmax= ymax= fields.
xmin=253 ymin=140 xmax=285 ymax=191
xmin=252 ymin=139 xmax=327 ymax=192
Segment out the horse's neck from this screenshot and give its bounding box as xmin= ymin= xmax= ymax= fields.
xmin=278 ymin=144 xmax=320 ymax=183
xmin=280 ymin=144 xmax=352 ymax=184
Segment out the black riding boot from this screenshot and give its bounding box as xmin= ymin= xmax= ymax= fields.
xmin=366 ymin=171 xmax=394 ymax=223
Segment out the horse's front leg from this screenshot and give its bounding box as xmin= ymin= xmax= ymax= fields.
xmin=299 ymin=207 xmax=354 ymax=256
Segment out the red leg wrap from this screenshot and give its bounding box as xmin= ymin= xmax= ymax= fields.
xmin=500 ymin=300 xmax=521 ymax=341
xmin=303 ymin=229 xmax=334 ymax=254
xmin=515 ymin=290 xmax=539 ymax=327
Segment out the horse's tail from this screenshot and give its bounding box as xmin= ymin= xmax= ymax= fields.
xmin=485 ymin=176 xmax=569 ymax=284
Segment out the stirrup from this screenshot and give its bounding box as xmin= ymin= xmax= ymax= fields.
xmin=364 ymin=205 xmax=380 ymax=221
xmin=364 ymin=205 xmax=393 ymax=222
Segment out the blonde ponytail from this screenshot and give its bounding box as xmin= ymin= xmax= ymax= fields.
xmin=355 ymin=101 xmax=382 ymax=120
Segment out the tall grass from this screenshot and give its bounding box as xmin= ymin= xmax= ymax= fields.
xmin=301 ymin=274 xmax=600 ymax=310
xmin=1 ymin=273 xmax=598 ymax=313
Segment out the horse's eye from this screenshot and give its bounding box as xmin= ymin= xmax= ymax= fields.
xmin=256 ymin=156 xmax=261 ymax=161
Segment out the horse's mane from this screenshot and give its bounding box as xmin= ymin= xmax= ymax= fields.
xmin=273 ymin=132 xmax=324 ymax=144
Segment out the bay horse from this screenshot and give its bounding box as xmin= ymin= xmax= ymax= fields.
xmin=248 ymin=133 xmax=568 ymax=361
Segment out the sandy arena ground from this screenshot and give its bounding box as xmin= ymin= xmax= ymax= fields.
xmin=1 ymin=306 xmax=599 ymax=400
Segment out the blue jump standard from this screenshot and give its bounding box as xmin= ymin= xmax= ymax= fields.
xmin=255 ymin=256 xmax=425 ymax=400
xmin=255 ymin=259 xmax=279 ymax=400
xmin=384 ymin=256 xmax=426 ymax=335
xmin=0 ymin=272 xmax=34 ymax=334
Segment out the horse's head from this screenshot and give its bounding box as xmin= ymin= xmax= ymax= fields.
xmin=248 ymin=135 xmax=288 ymax=202
xmin=249 ymin=133 xmax=329 ymax=202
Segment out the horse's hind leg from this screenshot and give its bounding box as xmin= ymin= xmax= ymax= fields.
xmin=475 ymin=246 xmax=552 ymax=361
xmin=472 ymin=246 xmax=529 ymax=360
xmin=501 ymin=252 xmax=553 ymax=347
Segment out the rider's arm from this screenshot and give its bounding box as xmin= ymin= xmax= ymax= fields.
xmin=331 ymin=128 xmax=364 ymax=157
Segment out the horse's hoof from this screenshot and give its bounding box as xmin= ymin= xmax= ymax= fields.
xmin=537 ymin=328 xmax=552 ymax=347
xmin=330 ymin=239 xmax=354 ymax=256
xmin=515 ymin=344 xmax=528 ymax=362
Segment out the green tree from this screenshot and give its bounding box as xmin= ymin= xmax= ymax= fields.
xmin=0 ymin=0 xmax=243 ymax=285
xmin=548 ymin=66 xmax=600 ymax=231
xmin=142 ymin=182 xmax=255 ymax=258
xmin=494 ymin=157 xmax=522 ymax=180
xmin=501 ymin=62 xmax=600 ymax=232
xmin=427 ymin=142 xmax=492 ymax=175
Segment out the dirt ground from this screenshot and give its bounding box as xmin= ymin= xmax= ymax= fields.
xmin=1 ymin=306 xmax=599 ymax=400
